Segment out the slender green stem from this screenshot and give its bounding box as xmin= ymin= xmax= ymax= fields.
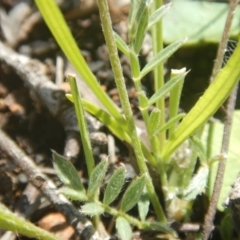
xmin=102 ymin=204 xmax=143 ymax=229
xmin=68 ymin=75 xmax=95 ymax=176
xmin=97 ymin=0 xmax=166 ymax=223
xmin=129 ymin=50 xmax=168 ymax=190
xmin=206 ymin=121 xmax=215 ymax=160
xmin=151 ymin=0 xmax=166 ymax=148
xmin=68 ymin=75 xmax=100 ymax=227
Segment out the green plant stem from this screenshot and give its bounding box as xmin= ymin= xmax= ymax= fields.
xmin=0 ymin=203 xmax=60 ymax=240
xmin=68 ymin=75 xmax=99 ymax=227
xmin=206 ymin=120 xmax=215 ymax=160
xmin=151 ymin=0 xmax=166 ymax=148
xmin=35 ymin=0 xmax=126 ymax=127
xmin=97 ymin=0 xmax=166 ymax=223
xmin=68 ymin=75 xmax=95 ymax=176
xmin=168 ymin=69 xmax=185 ymax=138
xmin=129 ymin=52 xmax=167 ymax=186
xmin=103 ymin=204 xmax=143 ymax=229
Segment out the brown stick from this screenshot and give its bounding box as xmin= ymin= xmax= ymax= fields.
xmin=0 ymin=129 xmax=107 ymax=240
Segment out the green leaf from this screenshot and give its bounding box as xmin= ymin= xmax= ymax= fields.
xmin=158 ymin=113 xmax=186 ymax=134
xmin=66 ymin=95 xmax=157 ymax=168
xmin=148 ymin=69 xmax=188 ymax=105
xmin=202 ymin=110 xmax=240 ymax=211
xmin=0 ymin=203 xmax=60 ymax=240
xmin=138 ymin=91 xmax=149 ymax=111
xmin=81 ymin=203 xmax=104 ymax=217
xmin=52 ymin=151 xmax=85 ymax=192
xmin=129 ymin=0 xmax=149 ymax=53
xmin=131 ymin=1 xmax=149 ymax=53
xmin=60 ymin=187 xmax=88 ymax=201
xmin=138 ymin=187 xmax=150 ymax=221
xmin=220 ymin=211 xmax=233 ymax=240
xmin=168 ymin=68 xmax=186 ymax=137
xmin=128 ymin=0 xmax=141 ymax=29
xmin=162 ymin=1 xmax=240 ymax=45
xmin=145 ymin=221 xmax=174 ymax=234
xmin=148 ymin=2 xmax=171 ymax=30
xmin=148 ymin=108 xmax=161 ymax=137
xmin=87 ymin=159 xmax=109 ymax=198
xmin=120 ymin=175 xmax=146 ymax=213
xmin=66 ymin=95 xmax=130 ymax=140
xmin=140 ymin=40 xmax=186 ymax=79
xmin=183 ymin=165 xmax=209 ymax=201
xmin=114 ymin=31 xmax=129 ymax=56
xmin=82 ymin=99 xmax=130 ymax=141
xmin=190 ymin=135 xmax=207 ymax=162
xmin=103 ymin=167 xmax=125 ymax=205
xmin=161 ymin=40 xmax=240 ymax=161
xmin=116 ymin=216 xmax=132 ymax=240
xmin=35 ymin=0 xmax=126 ymax=129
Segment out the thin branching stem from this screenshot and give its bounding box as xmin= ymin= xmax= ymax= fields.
xmin=203 ymin=1 xmax=239 ymax=238
xmin=210 ymin=0 xmax=239 ymax=82
xmin=96 ymin=0 xmax=166 ymax=222
xmin=203 ymin=85 xmax=238 ymax=239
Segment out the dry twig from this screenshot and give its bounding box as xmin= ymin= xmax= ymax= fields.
xmin=0 ymin=129 xmax=109 ymax=240
xmin=0 ymin=40 xmax=107 ymax=158
xmin=203 ymin=0 xmax=239 ymax=239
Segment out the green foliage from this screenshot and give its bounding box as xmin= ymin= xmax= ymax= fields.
xmin=51 ymin=152 xmax=170 ymax=238
xmin=103 ymin=167 xmax=125 ymax=205
xmin=139 ymin=39 xmax=186 ymax=79
xmin=138 ymin=187 xmax=150 ymax=221
xmin=202 ymin=110 xmax=240 ymax=211
xmin=87 ymin=160 xmax=108 ymax=199
xmin=116 ymin=217 xmax=132 ymax=240
xmin=33 ymin=0 xmax=240 ymax=238
xmin=120 ymin=175 xmax=146 ymax=213
xmin=52 ymin=151 xmax=85 ymax=192
xmin=163 ymin=1 xmax=240 ymax=45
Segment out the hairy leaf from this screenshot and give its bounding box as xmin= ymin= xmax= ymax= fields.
xmin=103 ymin=167 xmax=125 ymax=205
xmin=120 ymin=175 xmax=146 ymax=213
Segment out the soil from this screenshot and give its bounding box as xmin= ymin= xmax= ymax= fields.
xmin=0 ymin=1 xmax=239 ymax=240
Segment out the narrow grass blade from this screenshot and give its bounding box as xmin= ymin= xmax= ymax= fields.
xmin=158 ymin=113 xmax=186 ymax=134
xmin=35 ymin=0 xmax=126 ymax=127
xmin=132 ymin=2 xmax=149 ymax=53
xmin=144 ymin=221 xmax=174 ymax=234
xmin=120 ymin=175 xmax=146 ymax=213
xmin=148 ymin=70 xmax=188 ymax=105
xmin=168 ymin=68 xmax=186 ymax=137
xmin=148 ymin=3 xmax=171 ymax=30
xmin=68 ymin=75 xmax=95 ymax=176
xmin=103 ymin=167 xmax=125 ymax=205
xmin=66 ymin=94 xmax=157 ymax=167
xmin=116 ymin=216 xmax=132 ymax=240
xmin=87 ymin=159 xmax=109 ymax=199
xmin=0 ymin=203 xmax=60 ymax=240
xmin=140 ymin=39 xmax=186 ymax=79
xmin=161 ymin=40 xmax=240 ymax=161
xmin=52 ymin=151 xmax=85 ymax=192
xmin=114 ymin=31 xmax=129 ymax=56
